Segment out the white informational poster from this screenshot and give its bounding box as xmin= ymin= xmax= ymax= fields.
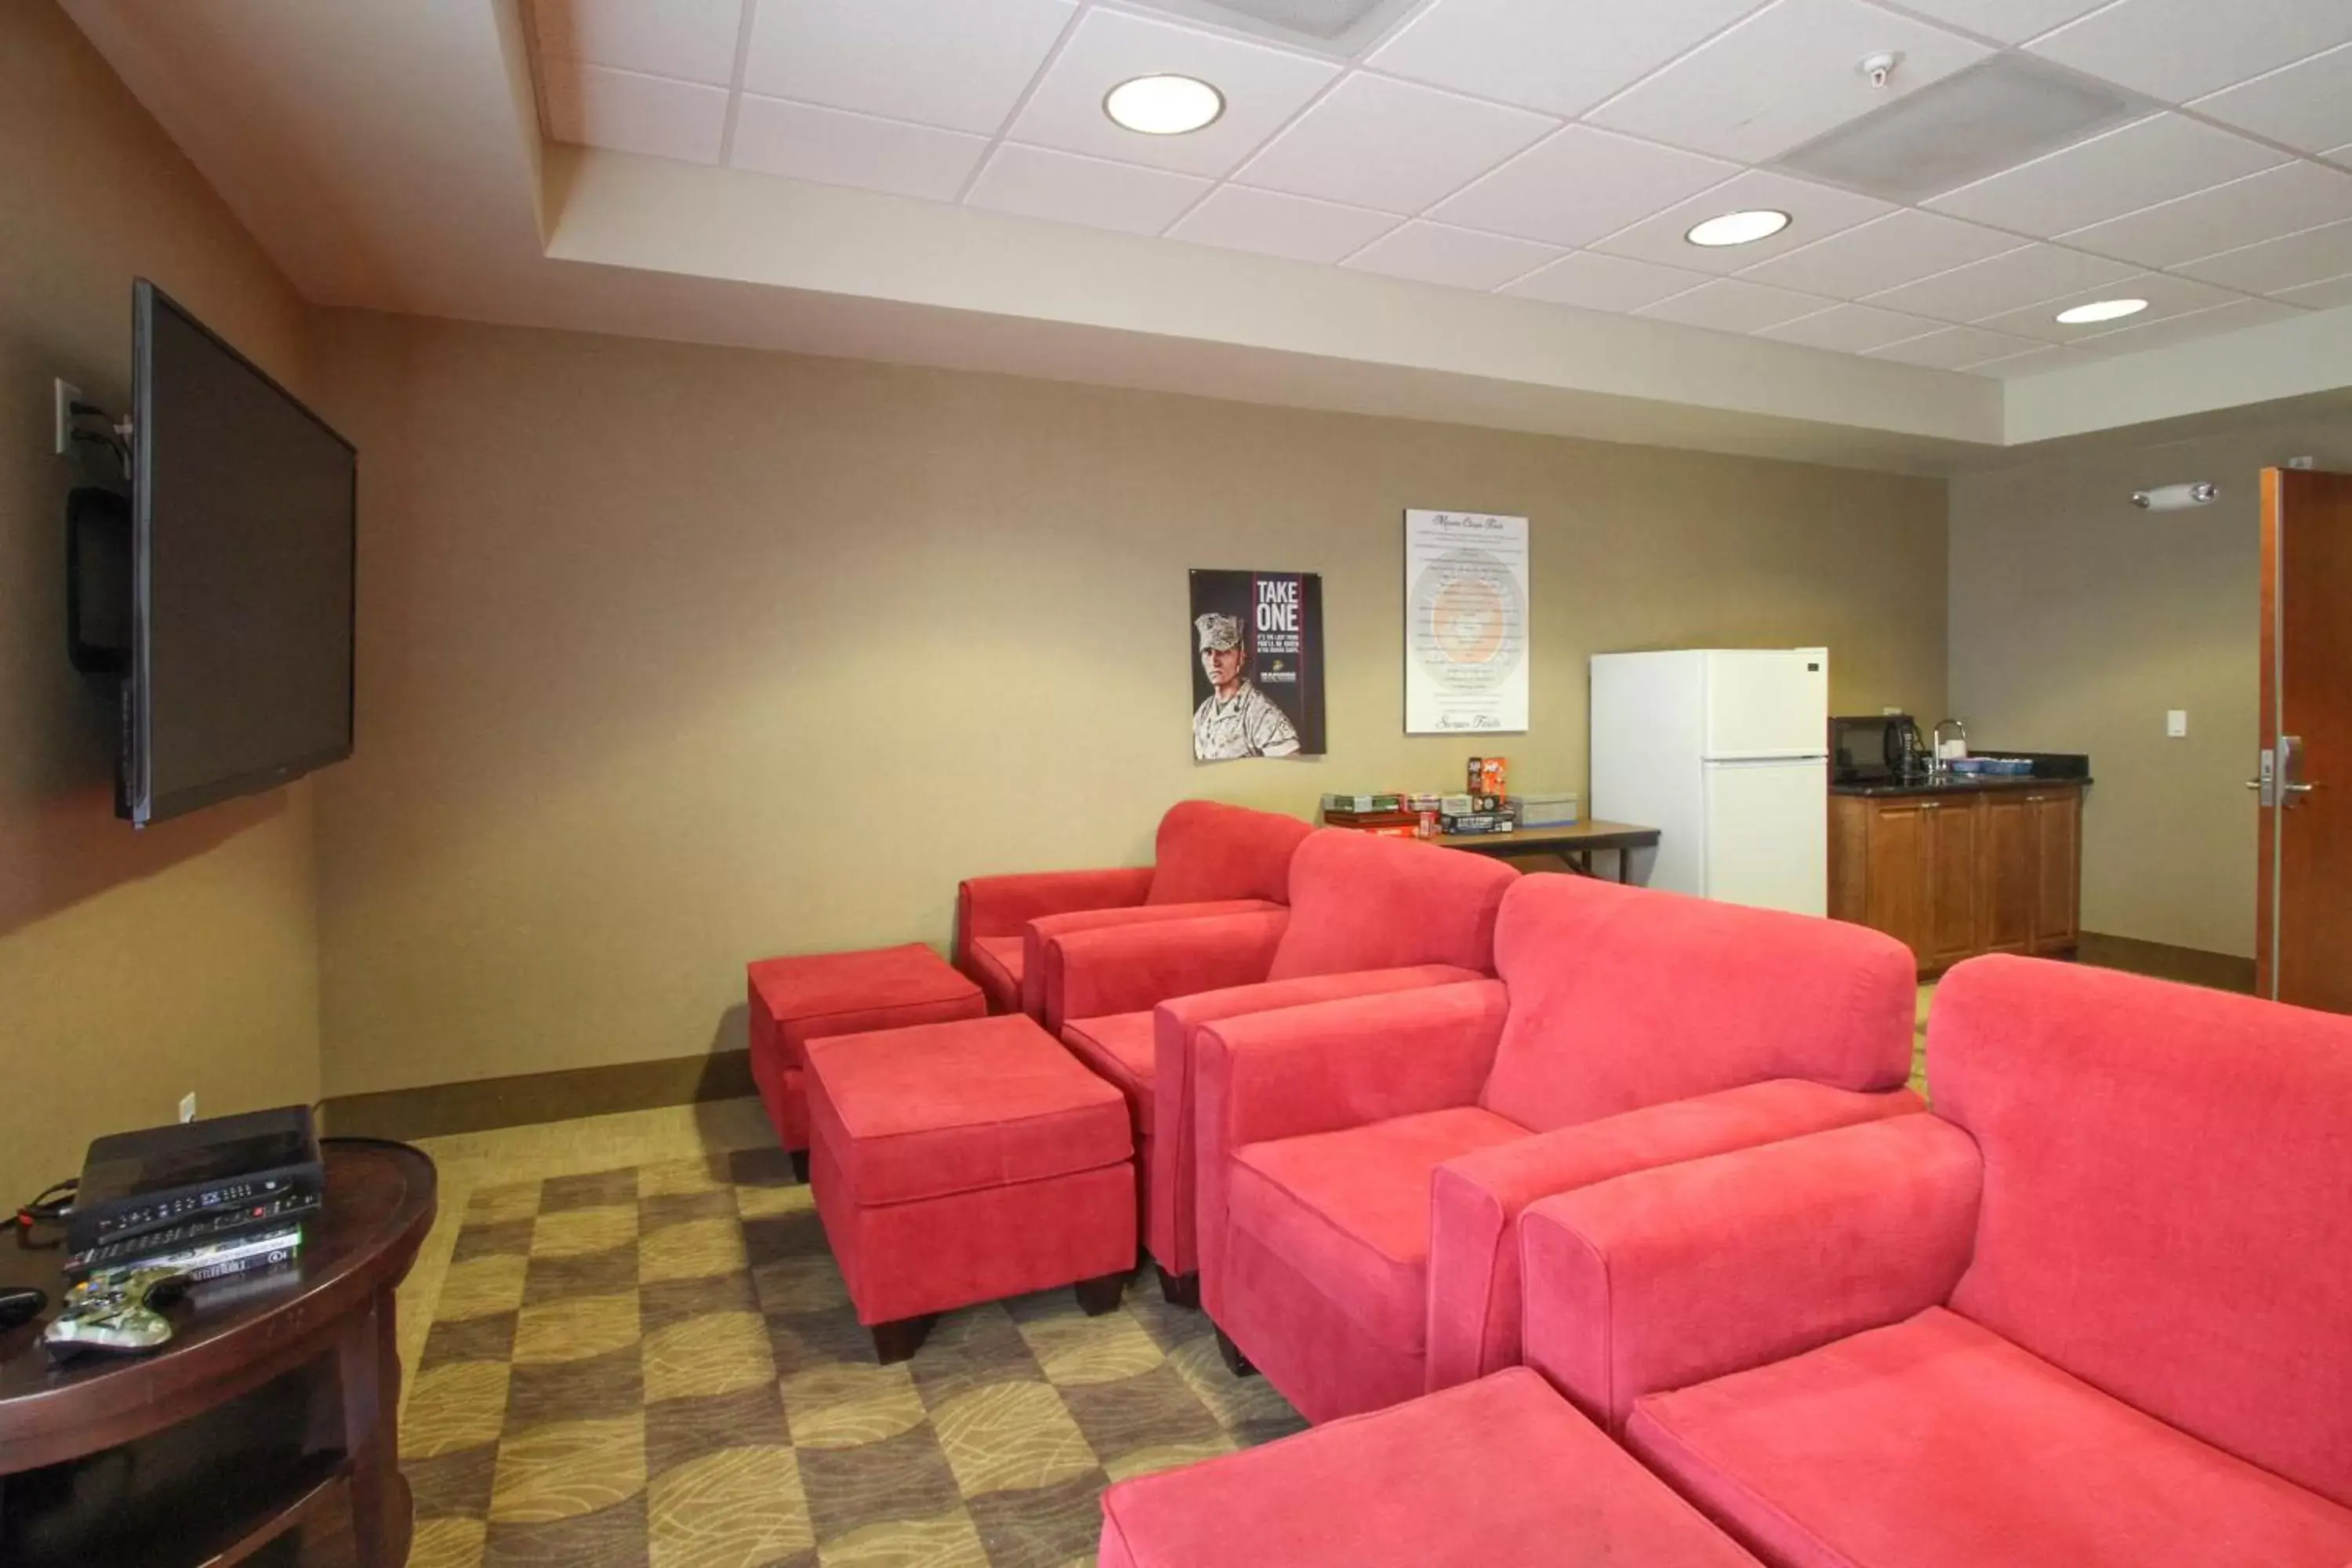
xmin=1404 ymin=509 xmax=1530 ymax=735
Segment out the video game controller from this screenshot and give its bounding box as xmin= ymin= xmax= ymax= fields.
xmin=0 ymin=1285 xmax=47 ymax=1331
xmin=41 ymin=1267 xmax=187 ymax=1361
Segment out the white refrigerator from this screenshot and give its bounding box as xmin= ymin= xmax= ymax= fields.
xmin=1589 ymin=648 xmax=1829 ymax=916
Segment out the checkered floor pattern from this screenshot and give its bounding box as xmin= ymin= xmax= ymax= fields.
xmin=399 ymin=1148 xmax=1305 ymax=1566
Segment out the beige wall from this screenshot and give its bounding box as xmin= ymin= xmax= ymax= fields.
xmin=311 ymin=310 xmax=1946 ymax=1098
xmin=1949 ymin=413 xmax=2352 ymax=959
xmin=0 ymin=2 xmax=322 ymax=1200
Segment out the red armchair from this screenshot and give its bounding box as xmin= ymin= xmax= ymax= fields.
xmin=953 ymin=800 xmax=1311 ymax=1017
xmin=1052 ymin=829 xmax=1519 ymax=1303
xmin=1519 ymin=955 xmax=2352 ymax=1568
xmin=1193 ymin=873 xmax=1921 ymax=1423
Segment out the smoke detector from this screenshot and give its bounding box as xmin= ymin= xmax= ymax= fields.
xmin=1860 ymin=52 xmax=1900 ymax=90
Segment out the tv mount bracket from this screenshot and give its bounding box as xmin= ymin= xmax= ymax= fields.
xmin=64 ymin=396 xmax=132 ymax=678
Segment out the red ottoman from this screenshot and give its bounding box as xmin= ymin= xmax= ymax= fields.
xmin=1098 ymin=1369 xmax=1759 ymax=1568
xmin=746 ymin=943 xmax=985 ymax=1175
xmin=805 ymin=1014 xmax=1137 ymax=1362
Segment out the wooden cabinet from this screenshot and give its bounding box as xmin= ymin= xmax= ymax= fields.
xmin=1831 ymin=785 xmax=2082 ymax=976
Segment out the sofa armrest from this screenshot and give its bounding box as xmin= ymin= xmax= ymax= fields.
xmin=1029 ymin=903 xmax=1285 ymax=1027
xmin=1149 ymin=964 xmax=1484 ymax=1277
xmin=1041 ymin=909 xmax=1288 ymax=1030
xmin=1425 ymin=1081 xmax=1925 ymax=1395
xmin=1520 ymin=1112 xmax=1980 ymax=1432
xmin=955 ymin=866 xmax=1154 ymax=964
xmin=1192 ymin=980 xmax=1509 ymax=1318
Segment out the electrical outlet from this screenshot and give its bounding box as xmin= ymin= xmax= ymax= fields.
xmin=180 ymin=1091 xmax=198 ymax=1124
xmin=2167 ymin=710 xmax=2188 ymax=738
xmin=55 ymin=379 xmax=83 ymax=456
xmin=1882 ymin=706 xmax=1903 ymax=716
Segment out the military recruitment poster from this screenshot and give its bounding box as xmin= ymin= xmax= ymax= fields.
xmin=1403 ymin=510 xmax=1530 ymax=735
xmin=1188 ymin=569 xmax=1327 ymax=763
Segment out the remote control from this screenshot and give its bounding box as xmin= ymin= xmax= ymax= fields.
xmin=0 ymin=1286 xmax=45 ymax=1331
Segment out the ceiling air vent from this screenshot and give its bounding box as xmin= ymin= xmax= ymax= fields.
xmin=1773 ymin=53 xmax=2159 ymax=205
xmin=1121 ymin=0 xmax=1425 ymax=54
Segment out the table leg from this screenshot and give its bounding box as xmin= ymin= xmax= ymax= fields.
xmin=339 ymin=1288 xmax=407 ymax=1568
xmin=1617 ymin=849 xmax=1631 ymax=884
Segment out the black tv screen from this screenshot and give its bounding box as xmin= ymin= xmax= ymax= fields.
xmin=128 ymin=280 xmax=355 ymax=826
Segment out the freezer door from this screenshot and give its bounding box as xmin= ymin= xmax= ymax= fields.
xmin=1702 ymin=758 xmax=1828 ymax=916
xmin=1704 ymin=649 xmax=1829 ymax=759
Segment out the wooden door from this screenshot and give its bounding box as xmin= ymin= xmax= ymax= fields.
xmin=1923 ymin=798 xmax=1980 ymax=971
xmin=2258 ymin=469 xmax=2352 ymax=1010
xmin=2029 ymin=789 xmax=2080 ymax=953
xmin=1864 ymin=799 xmax=1932 ymax=960
xmin=1978 ymin=793 xmax=2034 ymax=956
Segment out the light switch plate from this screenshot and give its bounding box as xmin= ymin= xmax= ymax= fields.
xmin=2167 ymin=710 xmax=2188 ymax=738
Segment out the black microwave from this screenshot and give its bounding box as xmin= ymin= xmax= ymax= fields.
xmin=1831 ymin=715 xmax=1926 ymax=783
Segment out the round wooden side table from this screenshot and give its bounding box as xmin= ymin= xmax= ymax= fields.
xmin=0 ymin=1138 xmax=437 ymax=1568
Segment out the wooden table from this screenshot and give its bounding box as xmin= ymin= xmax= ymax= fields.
xmin=1437 ymin=820 xmax=1661 ymax=882
xmin=0 ymin=1138 xmax=436 ymax=1568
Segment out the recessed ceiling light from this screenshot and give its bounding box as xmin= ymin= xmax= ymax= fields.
xmin=2055 ymin=297 xmax=2148 ymax=325
xmin=1104 ymin=74 xmax=1225 ymax=136
xmin=1685 ymin=209 xmax=1792 ymax=248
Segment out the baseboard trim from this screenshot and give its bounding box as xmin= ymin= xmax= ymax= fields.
xmin=2076 ymin=931 xmax=2256 ymax=995
xmin=321 ymin=1049 xmax=757 ymax=1142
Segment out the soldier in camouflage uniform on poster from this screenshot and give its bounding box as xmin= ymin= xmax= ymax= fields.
xmin=1192 ymin=612 xmax=1300 ymax=762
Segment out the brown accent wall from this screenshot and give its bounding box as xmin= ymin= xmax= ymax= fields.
xmin=0 ymin=2 xmax=322 ymax=1202
xmin=1949 ymin=414 xmax=2352 ymax=960
xmin=311 ymin=310 xmax=1947 ymax=1098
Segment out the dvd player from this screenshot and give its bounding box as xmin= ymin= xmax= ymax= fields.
xmin=67 ymin=1105 xmax=325 ymax=1259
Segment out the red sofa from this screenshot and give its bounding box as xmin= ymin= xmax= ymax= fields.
xmin=953 ymin=800 xmax=1311 ymax=1018
xmin=1519 ymin=955 xmax=2352 ymax=1568
xmin=1053 ymin=829 xmax=1519 ymax=1302
xmin=1194 ymin=874 xmax=1922 ymax=1422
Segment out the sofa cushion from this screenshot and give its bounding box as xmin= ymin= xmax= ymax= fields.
xmin=1627 ymin=1306 xmax=2352 ymax=1568
xmin=1265 ymin=829 xmax=1518 ymax=982
xmin=1228 ymin=1105 xmax=1525 ymax=1354
xmin=968 ymin=936 xmax=1025 ymax=1015
xmin=1098 ymin=1369 xmax=1761 ymax=1568
xmin=806 ymin=1015 xmax=1131 ymax=1206
xmin=1022 ymin=898 xmax=1280 ymax=1019
xmin=1479 ymin=876 xmax=1913 ymax=1133
xmin=1062 ymin=1011 xmax=1156 ymax=1123
xmin=1934 ymin=956 xmax=2352 ymax=1511
xmin=1147 ymin=800 xmax=1312 ymax=906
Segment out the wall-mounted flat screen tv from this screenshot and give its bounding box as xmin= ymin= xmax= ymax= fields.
xmin=125 ymin=279 xmax=356 ymax=826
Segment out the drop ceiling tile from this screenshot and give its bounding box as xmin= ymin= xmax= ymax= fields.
xmin=1634 ymin=278 xmax=1839 ymax=332
xmin=744 ymin=0 xmax=1075 ymax=135
xmin=1589 ymin=169 xmax=1893 ymax=275
xmin=1864 ymin=241 xmax=2138 ymax=319
xmin=1927 ymin=113 xmax=2285 ymax=235
xmin=2028 ymin=0 xmax=2352 ymax=105
xmin=540 ymin=62 xmax=728 ymax=164
xmin=2333 ymin=145 xmax=2352 ymax=172
xmin=2190 ymin=42 xmax=2352 ymax=157
xmin=1341 ymin=220 xmax=1562 ymax=289
xmin=2067 ymin=296 xmax=2306 ymax=352
xmin=1587 ymin=0 xmax=1992 ymax=164
xmin=1865 ymin=324 xmax=2048 ymax=367
xmin=730 ymin=96 xmax=989 ymax=200
xmin=1007 ymin=9 xmax=1338 ymax=177
xmin=2176 ymin=217 xmax=2352 ymax=293
xmin=1873 ymin=0 xmax=2108 ymax=45
xmin=1166 ymin=185 xmax=1402 ymax=263
xmin=1973 ymin=270 xmax=2249 ymax=341
xmin=2278 ymin=273 xmax=2352 ymax=310
xmin=1367 ymin=0 xmax=1759 ymax=118
xmin=2059 ymin=162 xmax=2352 ymax=268
xmin=1756 ymin=301 xmax=1952 ymax=350
xmin=1232 ymin=73 xmax=1556 ymax=214
xmin=1500 ymin=251 xmax=1717 ymax=312
xmin=1427 ymin=125 xmax=1737 ymax=249
xmin=964 ymin=143 xmax=1211 ymax=234
xmin=534 ymin=0 xmax=746 ymax=85
xmin=1736 ymin=209 xmax=2024 ymax=297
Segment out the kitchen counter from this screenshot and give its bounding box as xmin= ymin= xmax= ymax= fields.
xmin=1831 ymin=773 xmax=2093 ymax=798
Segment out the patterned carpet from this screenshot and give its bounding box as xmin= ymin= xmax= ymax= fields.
xmin=397 ymin=1146 xmax=1305 ymax=1567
